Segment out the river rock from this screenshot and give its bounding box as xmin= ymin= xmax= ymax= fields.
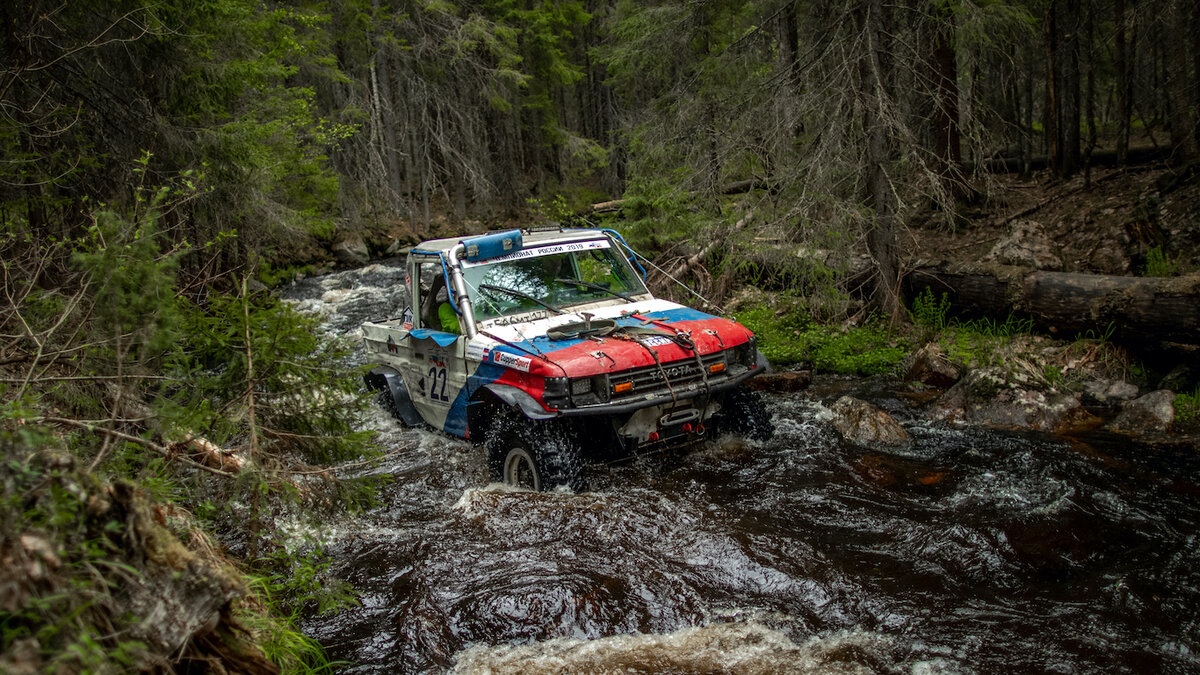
xmin=1158 ymin=364 xmax=1192 ymax=393
xmin=1107 ymin=390 xmax=1175 ymax=436
xmin=385 ymin=238 xmax=406 ymax=256
xmin=930 ymin=367 xmax=1101 ymax=433
xmin=903 ymin=343 xmax=963 ymax=388
xmin=333 ymin=235 xmax=370 ymax=267
xmin=830 ymin=396 xmax=910 ymax=449
xmin=745 ymin=370 xmax=811 ymax=393
xmin=984 ymin=219 xmax=1063 ymax=270
xmin=1088 ymin=243 xmax=1131 ymax=275
xmin=1081 ymin=378 xmax=1140 ymax=407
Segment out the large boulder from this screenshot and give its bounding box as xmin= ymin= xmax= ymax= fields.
xmin=332 ymin=234 xmax=370 ymax=267
xmin=983 ymin=219 xmax=1063 ymax=271
xmin=1107 ymin=390 xmax=1175 ymax=436
xmin=930 ymin=367 xmax=1101 ymax=433
xmin=903 ymin=343 xmax=963 ymax=388
xmin=830 ymin=396 xmax=910 ymax=449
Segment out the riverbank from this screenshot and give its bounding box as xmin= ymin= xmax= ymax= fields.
xmin=735 ymin=284 xmax=1199 ymax=444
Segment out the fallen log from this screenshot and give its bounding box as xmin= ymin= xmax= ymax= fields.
xmin=588 ymin=179 xmax=771 ymax=213
xmin=591 ymin=199 xmax=625 ymax=213
xmin=905 ymin=263 xmax=1200 ymax=345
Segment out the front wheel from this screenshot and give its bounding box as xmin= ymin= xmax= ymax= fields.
xmin=714 ymin=388 xmax=775 ymax=441
xmin=486 ymin=420 xmax=586 ymax=492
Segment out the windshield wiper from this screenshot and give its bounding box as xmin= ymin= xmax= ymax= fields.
xmin=478 ymin=283 xmax=565 ymax=315
xmin=554 ymin=278 xmax=635 ymax=302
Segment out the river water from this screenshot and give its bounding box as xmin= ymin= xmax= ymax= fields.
xmin=283 ymin=262 xmax=1200 ymax=674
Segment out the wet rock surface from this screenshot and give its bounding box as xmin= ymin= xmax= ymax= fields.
xmin=1081 ymin=378 xmax=1140 ymax=407
xmin=902 ymin=343 xmax=962 ymax=388
xmin=333 ymin=234 xmax=370 ymax=267
xmin=929 ymin=367 xmax=1101 ymax=433
xmin=1107 ymin=389 xmax=1176 ymax=436
xmin=829 ymin=395 xmax=910 ymax=449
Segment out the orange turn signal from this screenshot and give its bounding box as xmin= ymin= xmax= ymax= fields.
xmin=709 ymin=363 xmax=726 ymax=374
xmin=613 ymin=381 xmax=633 ymax=393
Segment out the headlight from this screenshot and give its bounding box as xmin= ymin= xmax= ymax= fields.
xmin=734 ymin=338 xmax=757 ymax=367
xmin=544 ymin=377 xmax=569 ymax=399
xmin=565 ymin=374 xmax=609 ymax=404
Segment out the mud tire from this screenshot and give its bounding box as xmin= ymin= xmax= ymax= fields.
xmin=715 ymin=388 xmax=775 ymax=441
xmin=485 ymin=418 xmax=586 ymax=492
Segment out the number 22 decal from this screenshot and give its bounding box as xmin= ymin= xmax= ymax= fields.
xmin=428 ymin=366 xmax=450 ymax=402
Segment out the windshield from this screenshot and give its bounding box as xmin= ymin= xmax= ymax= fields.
xmin=461 ymin=238 xmax=646 ymax=320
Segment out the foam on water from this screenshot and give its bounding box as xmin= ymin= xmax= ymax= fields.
xmin=450 ymin=622 xmax=956 ymax=675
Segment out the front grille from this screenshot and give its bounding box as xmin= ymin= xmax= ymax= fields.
xmin=613 ymin=351 xmax=727 ymax=399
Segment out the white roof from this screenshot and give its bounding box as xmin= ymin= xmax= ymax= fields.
xmin=410 ymin=227 xmax=609 ymax=256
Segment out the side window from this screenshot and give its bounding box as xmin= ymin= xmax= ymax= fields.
xmin=416 ymin=258 xmax=455 ymax=332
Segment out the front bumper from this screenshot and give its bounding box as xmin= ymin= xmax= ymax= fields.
xmin=551 ymin=355 xmax=767 ymax=418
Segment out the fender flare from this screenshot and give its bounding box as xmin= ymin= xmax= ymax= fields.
xmin=364 ymin=366 xmax=423 ymax=427
xmin=481 ymin=383 xmax=558 ymax=420
xmin=756 ymin=349 xmax=771 ymax=373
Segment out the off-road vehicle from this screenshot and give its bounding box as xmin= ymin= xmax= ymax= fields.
xmin=362 ymin=227 xmax=771 ymax=490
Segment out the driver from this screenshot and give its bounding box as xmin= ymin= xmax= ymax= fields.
xmin=421 ymin=274 xmax=460 ymax=333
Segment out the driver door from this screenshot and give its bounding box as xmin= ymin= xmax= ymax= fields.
xmin=405 ymin=256 xmax=471 ymax=435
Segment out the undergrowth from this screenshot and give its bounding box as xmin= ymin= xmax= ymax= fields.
xmin=1 ymin=176 xmax=380 ymax=673
xmin=907 ymin=288 xmax=1133 ymax=387
xmin=735 ymin=303 xmax=909 ymax=376
xmin=909 ymin=288 xmax=1035 ymax=368
xmin=1176 ymin=385 xmax=1200 ymax=423
xmin=1143 ymin=245 xmax=1179 ymax=277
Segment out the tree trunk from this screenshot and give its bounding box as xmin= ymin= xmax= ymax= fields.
xmin=405 ymin=114 xmax=418 ymax=231
xmin=905 ymin=264 xmax=1200 ymax=345
xmin=371 ymin=0 xmax=404 ymax=207
xmin=1194 ymin=0 xmax=1200 ymax=145
xmin=779 ymin=0 xmax=801 ymax=91
xmin=860 ymin=0 xmax=902 ymax=320
xmin=1166 ymin=0 xmax=1198 ymax=163
xmin=1115 ymin=0 xmax=1130 ymax=165
xmin=932 ymin=5 xmax=963 ymax=201
xmin=1023 ymin=41 xmax=1034 ymax=178
xmin=1061 ymin=0 xmax=1082 ymax=176
xmin=1044 ymin=6 xmax=1061 ymax=173
xmin=1083 ymin=1 xmax=1096 ymax=187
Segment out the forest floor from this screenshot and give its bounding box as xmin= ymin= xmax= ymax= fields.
xmin=907 ymin=161 xmax=1200 ymax=276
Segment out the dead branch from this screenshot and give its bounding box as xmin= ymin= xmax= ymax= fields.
xmin=35 ymin=416 xmax=235 ymax=478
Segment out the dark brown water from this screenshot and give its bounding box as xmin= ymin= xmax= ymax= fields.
xmin=285 ymin=264 xmax=1200 ymax=674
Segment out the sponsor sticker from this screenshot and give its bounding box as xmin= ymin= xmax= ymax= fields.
xmin=641 ymin=335 xmax=674 ymax=347
xmin=466 ymin=340 xmax=491 ymax=361
xmin=461 ymin=239 xmax=610 ymax=268
xmin=491 ymin=311 xmax=548 ymax=326
xmin=492 ymin=351 xmax=532 ymax=372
